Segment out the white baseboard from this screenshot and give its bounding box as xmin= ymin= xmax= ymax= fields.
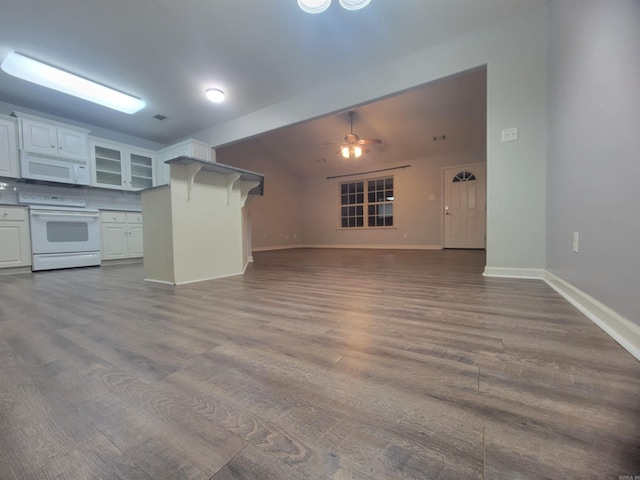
xmin=303 ymin=244 xmax=443 ymax=250
xmin=543 ymin=271 xmax=640 ymax=362
xmin=483 ymin=265 xmax=640 ymax=362
xmin=0 ymin=265 xmax=32 ymax=275
xmin=252 ymin=244 xmax=442 ymax=252
xmin=143 ymin=277 xmax=175 ymax=285
xmin=483 ymin=266 xmax=545 ymax=279
xmin=252 ymin=244 xmax=305 ymax=252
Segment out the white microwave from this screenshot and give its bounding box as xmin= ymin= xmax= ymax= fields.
xmin=19 ymin=151 xmax=90 ymax=186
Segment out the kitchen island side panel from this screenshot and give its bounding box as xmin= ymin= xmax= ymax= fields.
xmin=141 ymin=186 xmax=175 ymax=283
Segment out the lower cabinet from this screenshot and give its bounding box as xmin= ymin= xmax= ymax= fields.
xmin=101 ymin=211 xmax=143 ymax=261
xmin=0 ymin=206 xmax=32 ymax=268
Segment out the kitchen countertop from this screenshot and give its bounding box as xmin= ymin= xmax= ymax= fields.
xmin=163 ymin=156 xmax=264 ymax=196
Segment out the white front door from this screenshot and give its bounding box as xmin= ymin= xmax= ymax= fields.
xmin=443 ymin=164 xmax=486 ymax=249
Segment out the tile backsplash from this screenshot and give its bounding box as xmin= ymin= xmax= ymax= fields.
xmin=0 ymin=177 xmax=142 ymax=211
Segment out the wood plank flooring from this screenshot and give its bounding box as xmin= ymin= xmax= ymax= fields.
xmin=1 ymin=248 xmax=639 ymax=479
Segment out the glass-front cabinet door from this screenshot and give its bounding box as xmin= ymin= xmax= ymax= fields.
xmin=91 ymin=141 xmax=124 ymax=189
xmin=128 ymin=148 xmax=154 ymax=190
xmin=90 ymin=139 xmax=155 ymax=190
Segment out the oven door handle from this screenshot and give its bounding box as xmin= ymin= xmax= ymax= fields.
xmin=31 ymin=211 xmax=100 ymax=218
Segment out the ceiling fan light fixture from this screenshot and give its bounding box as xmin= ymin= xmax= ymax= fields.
xmin=339 ymin=0 xmax=372 ymax=11
xmin=206 ymin=88 xmax=225 ymax=103
xmin=341 ymin=144 xmax=363 ymax=158
xmin=0 ymin=51 xmax=145 ymax=114
xmin=298 ymin=0 xmax=332 ymax=14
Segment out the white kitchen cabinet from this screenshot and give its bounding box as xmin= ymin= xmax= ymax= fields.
xmin=0 ymin=114 xmax=19 ymax=178
xmin=16 ymin=113 xmax=89 ymax=161
xmin=101 ymin=211 xmax=143 ymax=260
xmin=156 ymin=138 xmax=211 ymax=186
xmin=0 ymin=206 xmax=32 ymax=268
xmin=90 ymin=138 xmax=155 ymax=191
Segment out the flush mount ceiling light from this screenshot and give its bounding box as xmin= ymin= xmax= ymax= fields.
xmin=0 ymin=52 xmax=145 ymax=114
xmin=298 ymin=0 xmax=371 ymax=13
xmin=339 ymin=0 xmax=372 ymax=10
xmin=298 ymin=0 xmax=332 ymax=13
xmin=205 ymin=88 xmax=225 ymax=103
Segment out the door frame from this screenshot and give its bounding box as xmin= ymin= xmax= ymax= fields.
xmin=440 ymin=162 xmax=487 ymax=249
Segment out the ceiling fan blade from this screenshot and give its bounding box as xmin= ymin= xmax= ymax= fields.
xmin=358 ymin=138 xmax=382 ymax=145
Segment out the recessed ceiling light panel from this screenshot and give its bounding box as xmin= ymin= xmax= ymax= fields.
xmin=0 ymin=52 xmax=145 ymax=114
xmin=339 ymin=0 xmax=372 ymax=10
xmin=298 ymin=0 xmax=331 ymax=13
xmin=206 ymin=88 xmax=225 ymax=103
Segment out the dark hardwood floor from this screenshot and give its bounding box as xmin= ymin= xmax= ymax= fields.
xmin=1 ymin=248 xmax=638 ymax=479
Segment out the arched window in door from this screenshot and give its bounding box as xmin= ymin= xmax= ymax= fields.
xmin=452 ymin=171 xmax=476 ymax=183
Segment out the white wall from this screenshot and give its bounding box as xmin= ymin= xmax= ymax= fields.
xmin=226 ymin=155 xmax=303 ymax=250
xmin=546 ymin=0 xmax=640 ymax=324
xmin=300 ymin=151 xmax=485 ymax=248
xmin=195 ymin=5 xmax=550 ymax=272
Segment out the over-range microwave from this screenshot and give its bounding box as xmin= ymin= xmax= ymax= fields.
xmin=19 ymin=151 xmax=90 ymax=186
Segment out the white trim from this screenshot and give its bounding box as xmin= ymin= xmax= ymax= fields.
xmin=174 ymin=270 xmax=244 ymax=285
xmin=253 ymin=244 xmax=443 ymax=252
xmin=0 ymin=266 xmax=32 ymax=276
xmin=144 ymin=271 xmax=244 ymax=285
xmin=143 ymin=278 xmax=175 ymax=285
xmin=252 ymin=244 xmax=306 ymax=252
xmin=542 ymin=271 xmax=640 ymax=362
xmin=305 ymin=244 xmax=442 ymax=250
xmin=483 ymin=266 xmax=640 ymax=362
xmin=482 ymin=266 xmax=545 ymax=279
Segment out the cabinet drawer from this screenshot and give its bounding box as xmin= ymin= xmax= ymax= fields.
xmin=126 ymin=212 xmax=142 ymax=224
xmin=0 ymin=207 xmax=27 ymax=222
xmin=101 ymin=211 xmax=127 ymax=223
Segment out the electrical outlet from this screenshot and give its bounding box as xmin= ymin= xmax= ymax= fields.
xmin=501 ymin=127 xmax=519 ymax=142
xmin=403 ymin=232 xmax=408 ymax=238
xmin=573 ymin=232 xmax=579 ymax=253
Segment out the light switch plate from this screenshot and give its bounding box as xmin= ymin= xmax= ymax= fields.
xmin=502 ymin=127 xmax=519 ymax=142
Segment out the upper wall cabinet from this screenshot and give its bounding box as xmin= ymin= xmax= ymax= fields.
xmin=156 ymin=138 xmax=212 ymax=186
xmin=14 ymin=112 xmax=89 ymax=162
xmin=90 ymin=138 xmax=155 ymax=191
xmin=0 ymin=114 xmax=19 ymax=178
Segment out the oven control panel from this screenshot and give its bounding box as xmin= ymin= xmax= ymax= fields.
xmin=18 ymin=192 xmax=86 ymax=208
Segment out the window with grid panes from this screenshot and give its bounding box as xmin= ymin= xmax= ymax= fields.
xmin=340 ymin=181 xmax=364 ymax=227
xmin=340 ymin=176 xmax=393 ymax=228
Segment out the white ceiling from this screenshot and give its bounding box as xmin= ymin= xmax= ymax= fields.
xmin=0 ymin=0 xmax=542 ymax=148
xmin=216 ymin=67 xmax=486 ymax=178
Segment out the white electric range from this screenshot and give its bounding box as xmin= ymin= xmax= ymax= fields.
xmin=19 ymin=192 xmax=101 ymax=271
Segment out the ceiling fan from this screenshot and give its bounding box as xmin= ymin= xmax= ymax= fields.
xmin=339 ymin=111 xmax=381 ymax=158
